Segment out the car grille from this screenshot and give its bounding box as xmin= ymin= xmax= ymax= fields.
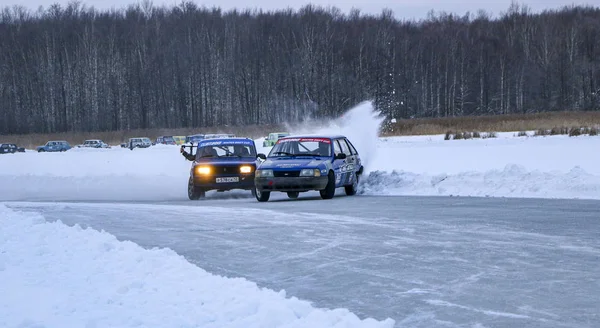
xmin=273 ymin=170 xmax=301 ymax=177
xmin=212 ymin=165 xmax=245 ymax=175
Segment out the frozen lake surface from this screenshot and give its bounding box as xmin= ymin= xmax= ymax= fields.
xmin=8 ymin=194 xmax=600 ymax=327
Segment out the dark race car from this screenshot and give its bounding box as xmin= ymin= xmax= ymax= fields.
xmin=181 ymin=138 xmax=259 ymax=199
xmin=0 ymin=143 xmax=25 ymax=154
xmin=254 ymin=135 xmax=363 ymax=202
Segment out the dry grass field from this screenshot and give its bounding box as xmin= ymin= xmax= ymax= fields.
xmin=383 ymin=111 xmax=600 ymax=136
xmin=0 ymin=124 xmax=284 ymax=149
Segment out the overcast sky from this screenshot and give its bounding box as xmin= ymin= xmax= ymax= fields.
xmin=2 ymin=0 xmax=599 ymax=20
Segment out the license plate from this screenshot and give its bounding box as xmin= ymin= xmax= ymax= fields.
xmin=216 ymin=177 xmax=239 ymax=183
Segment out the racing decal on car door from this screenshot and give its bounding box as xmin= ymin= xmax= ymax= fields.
xmin=337 ymin=138 xmax=357 ymax=186
xmin=332 ymin=139 xmax=349 ymax=187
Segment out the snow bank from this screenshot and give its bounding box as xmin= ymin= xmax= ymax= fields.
xmin=374 ymin=134 xmax=600 ymax=175
xmin=359 ymin=164 xmax=600 ymax=200
xmin=0 ymin=205 xmax=394 ymax=328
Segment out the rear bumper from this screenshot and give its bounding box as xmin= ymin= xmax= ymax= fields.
xmin=255 ymin=176 xmax=328 ymax=192
xmin=193 ymin=174 xmax=255 ymax=191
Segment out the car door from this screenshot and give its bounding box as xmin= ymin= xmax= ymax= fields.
xmin=336 ymin=138 xmax=356 ymax=186
xmin=332 ymin=139 xmax=347 ymax=187
xmin=345 ymin=138 xmax=361 ymax=175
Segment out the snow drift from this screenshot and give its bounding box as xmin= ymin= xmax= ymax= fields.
xmin=359 ymin=164 xmax=600 ymax=200
xmin=0 ymin=205 xmax=394 ymax=328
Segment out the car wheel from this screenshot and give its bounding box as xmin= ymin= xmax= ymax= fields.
xmin=287 ymin=191 xmax=299 ymax=199
xmin=188 ymin=177 xmax=205 ymax=200
xmin=320 ymin=171 xmax=336 ymax=199
xmin=255 ymin=187 xmax=270 ymax=202
xmin=38 ymin=149 xmax=45 ymax=152
xmin=344 ymin=173 xmax=359 ymax=196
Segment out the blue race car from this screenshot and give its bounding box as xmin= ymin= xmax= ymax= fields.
xmin=254 ymin=135 xmax=363 ymax=202
xmin=36 ymin=140 xmax=71 ymax=152
xmin=181 ymin=137 xmax=259 ymax=199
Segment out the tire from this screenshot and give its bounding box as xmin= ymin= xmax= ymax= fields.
xmin=38 ymin=149 xmax=45 ymax=153
xmin=344 ymin=173 xmax=359 ymax=196
xmin=255 ymin=187 xmax=270 ymax=202
xmin=320 ymin=171 xmax=336 ymax=199
xmin=287 ymin=191 xmax=299 ymax=199
xmin=188 ymin=177 xmax=205 ymax=200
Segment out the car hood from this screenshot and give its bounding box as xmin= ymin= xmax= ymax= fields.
xmin=194 ymin=157 xmax=257 ymax=166
xmin=259 ymin=157 xmax=329 ymax=169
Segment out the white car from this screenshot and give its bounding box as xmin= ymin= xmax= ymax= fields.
xmin=204 ymin=133 xmax=235 ymax=139
xmin=127 ymin=137 xmax=152 ymax=150
xmin=80 ymin=139 xmax=110 ymax=148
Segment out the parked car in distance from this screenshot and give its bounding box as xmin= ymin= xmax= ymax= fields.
xmin=128 ymin=137 xmax=152 ymax=150
xmin=204 ymin=133 xmax=236 ymax=139
xmin=155 ymin=136 xmax=177 ymax=145
xmin=254 ymin=135 xmax=363 ymax=202
xmin=263 ymin=132 xmax=290 ymax=147
xmin=173 ymin=136 xmax=186 ymax=145
xmin=0 ymin=143 xmax=25 ymax=154
xmin=186 ymin=134 xmax=205 ymax=144
xmin=79 ymin=139 xmax=110 ymax=148
xmin=36 ymin=141 xmax=71 ymax=152
xmin=183 ymin=137 xmax=259 ymax=199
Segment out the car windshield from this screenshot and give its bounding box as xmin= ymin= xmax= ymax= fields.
xmin=196 ymin=142 xmax=256 ymax=159
xmin=268 ymin=138 xmax=331 ymax=157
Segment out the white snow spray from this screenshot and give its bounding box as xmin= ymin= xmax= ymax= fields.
xmin=284 ymin=100 xmax=384 ymax=171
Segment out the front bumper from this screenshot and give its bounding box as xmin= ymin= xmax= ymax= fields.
xmin=255 ymin=176 xmax=328 ymax=192
xmin=193 ymin=174 xmax=255 ymax=191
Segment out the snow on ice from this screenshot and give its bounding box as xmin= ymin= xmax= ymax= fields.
xmin=0 ymin=205 xmax=394 ymax=328
xmin=1 ymin=101 xmax=600 ymax=201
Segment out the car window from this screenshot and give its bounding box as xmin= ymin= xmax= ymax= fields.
xmin=333 ymin=140 xmax=343 ymax=156
xmin=197 ymin=143 xmax=256 ymax=158
xmin=345 ymin=139 xmax=358 ymax=155
xmin=337 ymin=139 xmax=351 ymax=155
xmin=270 ymin=138 xmax=331 ymax=157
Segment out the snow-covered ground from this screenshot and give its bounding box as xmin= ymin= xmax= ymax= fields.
xmin=360 ymin=132 xmax=600 ymax=199
xmin=2 ymin=101 xmax=600 ymax=327
xmin=1 ymin=101 xmax=599 ymax=201
xmin=0 ymin=204 xmax=394 ymax=328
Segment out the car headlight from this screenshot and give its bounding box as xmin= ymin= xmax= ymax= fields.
xmin=240 ymin=165 xmax=253 ymax=173
xmin=300 ymin=169 xmax=321 ymax=177
xmin=195 ymin=166 xmax=211 ymax=175
xmin=256 ymin=169 xmax=273 ymax=177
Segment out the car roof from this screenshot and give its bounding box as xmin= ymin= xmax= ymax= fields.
xmin=280 ymin=134 xmax=346 ymax=140
xmin=198 ymin=137 xmax=254 ymax=145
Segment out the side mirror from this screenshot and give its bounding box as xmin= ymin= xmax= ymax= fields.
xmin=335 ymin=153 xmax=347 ymax=160
xmin=257 ymin=153 xmax=267 ymax=160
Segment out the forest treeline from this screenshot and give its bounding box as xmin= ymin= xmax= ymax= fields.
xmin=0 ymin=1 xmax=599 ymax=134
